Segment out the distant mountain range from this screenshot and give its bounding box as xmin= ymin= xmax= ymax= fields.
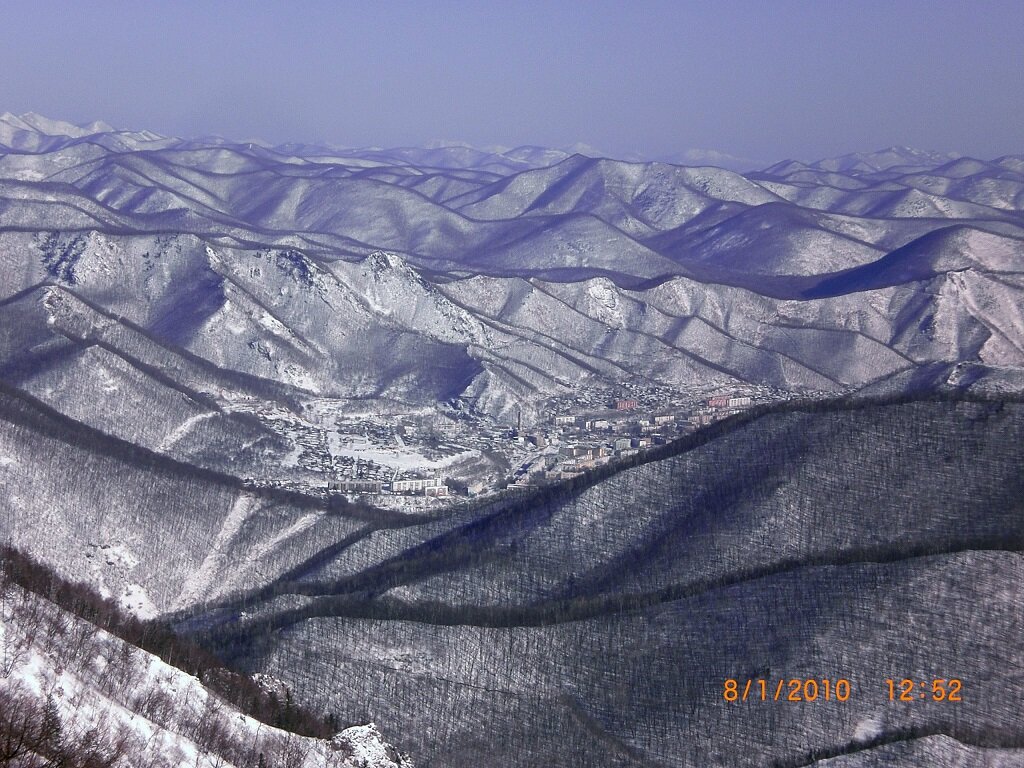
xmin=0 ymin=112 xmax=1021 ymax=436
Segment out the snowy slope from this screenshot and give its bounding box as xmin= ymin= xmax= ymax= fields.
xmin=0 ymin=581 xmax=412 ymax=767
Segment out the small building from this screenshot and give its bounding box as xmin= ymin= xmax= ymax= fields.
xmin=436 ymin=419 xmax=461 ymax=436
xmin=615 ymin=399 xmax=638 ymax=411
xmin=554 ymin=415 xmax=577 ymax=426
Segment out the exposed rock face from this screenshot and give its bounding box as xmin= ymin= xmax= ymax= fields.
xmin=332 ymin=723 xmax=415 ymax=768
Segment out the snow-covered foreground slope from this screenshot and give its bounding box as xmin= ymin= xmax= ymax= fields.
xmin=0 ymin=580 xmax=412 ymax=767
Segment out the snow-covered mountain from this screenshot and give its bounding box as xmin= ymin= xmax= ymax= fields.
xmin=0 ymin=113 xmax=1021 ymax=435
xmin=1 ymin=114 xmax=1023 ymax=766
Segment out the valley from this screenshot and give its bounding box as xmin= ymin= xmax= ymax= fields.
xmin=0 ymin=113 xmax=1022 ymax=766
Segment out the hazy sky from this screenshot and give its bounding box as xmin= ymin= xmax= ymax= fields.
xmin=1 ymin=1 xmax=1020 ymax=162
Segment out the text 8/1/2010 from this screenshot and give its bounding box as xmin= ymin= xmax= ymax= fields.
xmin=722 ymin=678 xmax=963 ymax=703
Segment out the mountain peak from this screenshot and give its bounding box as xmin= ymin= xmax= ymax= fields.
xmin=3 ymin=111 xmax=97 ymax=138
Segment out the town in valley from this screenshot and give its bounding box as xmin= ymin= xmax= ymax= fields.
xmin=238 ymin=384 xmax=791 ymax=510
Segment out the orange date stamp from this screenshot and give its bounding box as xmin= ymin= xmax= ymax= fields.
xmin=724 ymin=678 xmax=852 ymax=702
xmin=722 ymin=678 xmax=963 ymax=703
xmin=885 ymin=678 xmax=962 ymax=702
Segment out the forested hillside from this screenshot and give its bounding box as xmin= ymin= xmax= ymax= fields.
xmin=184 ymin=397 xmax=1024 ymax=767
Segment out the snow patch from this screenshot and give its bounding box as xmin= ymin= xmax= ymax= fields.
xmin=118 ymin=583 xmax=158 ymax=620
xmin=173 ymin=493 xmax=258 ymax=608
xmin=156 ymin=411 xmax=217 ymax=452
xmin=328 ymin=431 xmax=478 ymax=472
xmin=853 ymin=716 xmax=883 ymax=740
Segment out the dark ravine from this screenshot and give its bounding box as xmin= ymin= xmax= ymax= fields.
xmin=195 ymin=539 xmax=1024 ymax=640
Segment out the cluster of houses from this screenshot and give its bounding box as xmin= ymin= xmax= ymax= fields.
xmin=707 ymin=395 xmax=752 ymax=409
xmin=550 ymin=392 xmax=756 ymax=446
xmin=514 ymin=393 xmax=758 ymax=487
xmin=553 ymin=408 xmax=680 ymax=435
xmin=508 ymin=433 xmax=666 ymax=488
xmin=326 ymin=393 xmax=757 ymax=500
xmin=686 ymin=395 xmax=753 ymax=426
xmin=561 ymin=437 xmax=655 ymax=467
xmin=328 ymin=474 xmax=449 ymax=497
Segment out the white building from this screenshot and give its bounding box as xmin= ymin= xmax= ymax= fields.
xmin=390 ymin=476 xmax=447 ymax=495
